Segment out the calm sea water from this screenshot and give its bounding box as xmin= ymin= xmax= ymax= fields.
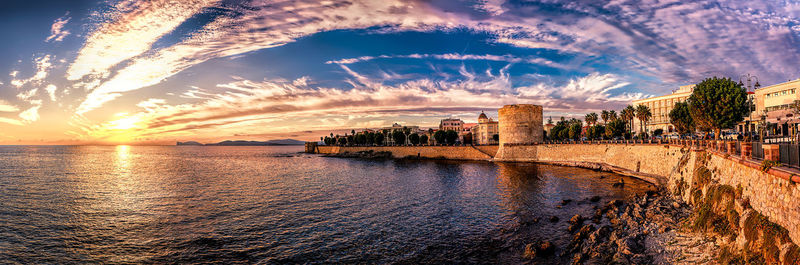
xmin=0 ymin=145 xmax=654 ymax=264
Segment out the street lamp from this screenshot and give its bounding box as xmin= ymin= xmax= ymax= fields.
xmin=739 ymin=73 xmax=761 ymax=92
xmin=739 ymin=74 xmax=760 ymax=141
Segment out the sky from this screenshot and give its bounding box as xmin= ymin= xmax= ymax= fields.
xmin=1 ymin=0 xmax=799 ymax=145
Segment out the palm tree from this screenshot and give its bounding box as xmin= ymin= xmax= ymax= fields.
xmin=608 ymin=110 xmax=618 ymax=121
xmin=621 ymin=105 xmax=636 ymax=134
xmin=635 ymin=105 xmax=652 ymax=136
xmin=601 ymin=110 xmax=610 ymax=124
xmin=585 ymin=113 xmax=598 ymax=126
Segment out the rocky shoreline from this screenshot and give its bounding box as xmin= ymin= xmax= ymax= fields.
xmin=522 ymin=188 xmax=722 ymax=264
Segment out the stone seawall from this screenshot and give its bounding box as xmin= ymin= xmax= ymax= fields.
xmin=316 ymin=145 xmax=497 ymax=160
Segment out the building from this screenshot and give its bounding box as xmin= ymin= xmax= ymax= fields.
xmin=632 ymin=84 xmax=695 ymax=134
xmin=381 ymin=123 xmax=419 ymax=133
xmin=474 ymin=111 xmax=499 ymax=145
xmin=462 ymin=123 xmax=477 ymax=144
xmin=380 ymin=123 xmax=420 ymax=145
xmin=751 ymin=79 xmax=800 ymax=136
xmin=630 ymin=78 xmax=800 ymax=138
xmin=439 ymin=118 xmax=464 ymax=132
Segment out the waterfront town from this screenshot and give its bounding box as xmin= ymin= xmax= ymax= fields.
xmin=321 ymin=76 xmax=800 ymax=148
xmin=7 ymin=1 xmax=800 ymax=264
xmin=314 ymin=76 xmax=800 ymax=264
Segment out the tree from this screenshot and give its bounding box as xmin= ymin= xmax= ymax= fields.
xmin=605 ymin=119 xmax=626 ymax=139
xmin=337 ymin=137 xmax=347 ymax=145
xmin=688 ymin=77 xmax=749 ymax=139
xmin=347 ymin=135 xmax=355 ymax=145
xmin=635 ymin=105 xmax=652 ymax=135
xmin=356 ymin=133 xmax=367 ymax=145
xmin=568 ymin=123 xmax=582 ymax=140
xmin=409 ymin=133 xmax=420 ymax=145
xmin=366 ymin=132 xmax=375 ymax=145
xmin=492 ymin=134 xmax=499 ymax=142
xmin=585 ymin=113 xmax=598 ymax=126
xmin=433 ymin=130 xmax=446 ymax=145
xmin=420 ymin=135 xmax=429 ymax=145
xmin=601 ymin=110 xmax=610 ymax=124
xmin=608 ymin=110 xmax=618 ymax=121
xmin=669 ymin=101 xmax=694 ymax=136
xmin=621 ymin=105 xmax=636 ymax=134
xmin=559 ymin=128 xmax=569 ymax=139
xmin=392 ymin=130 xmax=406 ymax=145
xmin=445 ymin=130 xmax=459 ymax=145
xmin=590 ymin=125 xmax=605 ymax=140
xmin=375 ymin=133 xmax=385 ymax=145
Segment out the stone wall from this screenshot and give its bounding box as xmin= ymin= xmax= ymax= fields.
xmin=316 ymin=145 xmax=494 ymax=160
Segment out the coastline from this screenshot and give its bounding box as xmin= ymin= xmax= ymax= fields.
xmin=313 ymin=143 xmax=800 ymax=264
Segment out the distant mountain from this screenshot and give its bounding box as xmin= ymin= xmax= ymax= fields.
xmin=176 ymin=139 xmax=305 ymax=146
xmin=177 ymin=141 xmax=203 ymax=146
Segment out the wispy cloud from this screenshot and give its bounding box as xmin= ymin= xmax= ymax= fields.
xmin=45 ymin=13 xmax=70 ymax=42
xmin=0 ymin=100 xmax=19 ymax=112
xmin=66 ymin=0 xmax=221 ymax=81
xmin=72 ymin=0 xmax=800 ymax=117
xmin=11 ymin=55 xmax=53 ymax=88
xmin=77 ymin=69 xmax=641 ymax=142
xmin=325 ymin=53 xmax=568 ymax=69
xmin=19 ymin=100 xmax=42 ymax=123
xmin=6 ymin=0 xmax=797 ymax=142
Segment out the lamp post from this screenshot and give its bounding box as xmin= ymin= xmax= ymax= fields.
xmin=739 ymin=74 xmax=761 ymax=141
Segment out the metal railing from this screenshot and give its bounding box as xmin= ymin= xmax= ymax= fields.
xmin=779 ymin=144 xmax=800 ymax=168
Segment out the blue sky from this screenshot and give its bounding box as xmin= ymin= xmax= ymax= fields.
xmin=0 ymin=0 xmax=799 ymax=144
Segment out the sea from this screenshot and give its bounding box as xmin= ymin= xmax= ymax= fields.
xmin=0 ymin=145 xmax=654 ymax=264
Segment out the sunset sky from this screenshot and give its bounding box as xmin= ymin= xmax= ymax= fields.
xmin=1 ymin=0 xmax=799 ymax=144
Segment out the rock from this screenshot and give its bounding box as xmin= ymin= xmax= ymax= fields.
xmin=569 ymin=214 xmax=585 ymax=224
xmin=568 ymin=214 xmax=586 ymax=232
xmin=612 ymin=178 xmax=625 ymax=187
xmin=592 ymin=209 xmax=604 ymax=223
xmin=615 ymin=235 xmax=643 ymax=256
xmin=561 ymin=199 xmax=573 ymax=205
xmin=571 ymin=253 xmax=584 ymax=265
xmin=550 ymin=216 xmax=560 ymax=222
xmin=588 ymin=225 xmax=612 ymax=244
xmin=779 ymin=243 xmax=799 ymax=265
xmin=611 ymin=253 xmax=631 ymax=265
xmin=523 ymin=243 xmax=537 ymax=259
xmin=630 ymin=254 xmax=649 ymax=264
xmin=538 ymin=240 xmax=555 ymax=256
xmin=590 ymin=195 xmax=602 ymax=202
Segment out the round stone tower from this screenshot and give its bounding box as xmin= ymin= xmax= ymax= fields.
xmin=495 ymin=104 xmax=543 ymax=160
